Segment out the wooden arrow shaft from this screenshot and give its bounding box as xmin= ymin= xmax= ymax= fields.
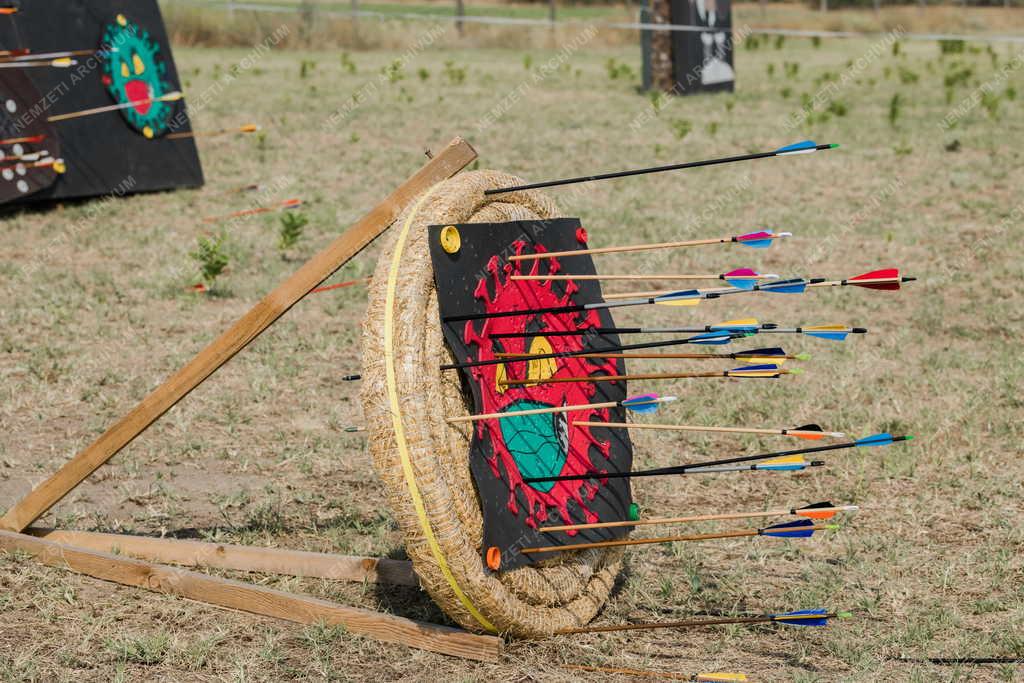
xmin=509 ymin=234 xmax=786 ymax=262
xmin=447 ymin=398 xmax=622 ymax=424
xmin=521 ymin=524 xmax=828 ymax=553
xmin=540 ymin=506 xmax=852 ymax=533
xmin=572 ymin=421 xmax=820 ymax=437
xmin=511 ymin=273 xmax=737 ymax=281
xmin=0 ymin=137 xmax=477 ymax=532
xmin=499 ymin=371 xmax=731 ymax=386
xmin=47 ymin=92 xmax=182 ymax=122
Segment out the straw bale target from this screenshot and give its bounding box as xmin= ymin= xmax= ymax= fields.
xmin=361 ymin=170 xmax=626 ymax=637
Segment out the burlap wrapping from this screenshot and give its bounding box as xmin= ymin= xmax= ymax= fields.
xmin=361 ymin=170 xmax=623 ymax=637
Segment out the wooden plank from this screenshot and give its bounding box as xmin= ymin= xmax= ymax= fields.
xmin=25 ymin=528 xmax=419 ymax=587
xmin=0 ymin=138 xmax=477 ymax=533
xmin=0 ymin=530 xmax=501 ymax=662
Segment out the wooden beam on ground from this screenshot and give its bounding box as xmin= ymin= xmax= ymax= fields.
xmin=25 ymin=528 xmax=419 ymax=587
xmin=0 ymin=530 xmax=500 ymax=661
xmin=0 ymin=137 xmax=477 ymax=533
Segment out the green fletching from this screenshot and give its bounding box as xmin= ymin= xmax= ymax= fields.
xmin=905 ymin=435 xmax=915 ymax=441
xmin=795 ymin=352 xmax=812 ymax=361
xmin=837 ymin=611 xmax=853 ymax=619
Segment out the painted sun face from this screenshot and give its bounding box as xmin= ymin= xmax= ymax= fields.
xmin=100 ymin=14 xmax=172 ymax=138
xmin=463 ymin=242 xmax=620 ymax=532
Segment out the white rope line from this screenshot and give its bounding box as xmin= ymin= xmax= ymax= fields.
xmin=177 ymin=0 xmax=1024 ymax=43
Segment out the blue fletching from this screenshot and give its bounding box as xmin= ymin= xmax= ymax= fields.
xmin=687 ymin=332 xmax=734 ymax=346
xmin=725 ymin=277 xmax=757 ymax=290
xmin=761 ymin=278 xmax=807 ymax=294
xmin=855 ymin=433 xmax=894 ymax=447
xmin=774 ymin=608 xmax=829 ymax=627
xmin=804 ymin=330 xmax=849 ymax=341
xmin=762 ymin=518 xmax=816 ymax=538
xmin=653 ymin=289 xmax=701 ymax=303
xmin=730 ymin=364 xmax=780 ymax=374
xmin=622 ymin=393 xmax=661 ymax=414
xmin=775 ymin=140 xmax=818 ymax=154
xmin=756 ymin=461 xmax=806 ymax=471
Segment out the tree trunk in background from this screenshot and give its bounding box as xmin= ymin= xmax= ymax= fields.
xmin=455 ymin=0 xmax=465 ymax=35
xmin=649 ymin=0 xmax=674 ymax=92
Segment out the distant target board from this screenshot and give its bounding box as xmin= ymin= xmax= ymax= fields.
xmin=643 ymin=0 xmax=735 ymax=95
xmin=0 ymin=1 xmax=203 ymax=205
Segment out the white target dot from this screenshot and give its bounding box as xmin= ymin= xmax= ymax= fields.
xmin=5 ymin=99 xmax=15 ymax=113
xmin=15 ymin=163 xmax=25 ymax=176
xmin=12 ymin=144 xmax=23 ymax=156
xmin=16 ymin=179 xmax=28 ymax=193
xmin=2 ymin=169 xmax=12 ymax=180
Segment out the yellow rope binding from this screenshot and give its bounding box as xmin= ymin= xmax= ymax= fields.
xmin=382 ymin=185 xmax=498 ymax=634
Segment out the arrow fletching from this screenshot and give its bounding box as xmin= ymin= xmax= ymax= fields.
xmin=854 ymin=432 xmax=905 ymax=447
xmin=848 ymin=268 xmax=903 ymax=290
xmin=727 ymin=363 xmax=782 ymax=378
xmin=761 ymin=518 xmax=818 ymax=538
xmin=760 ymin=278 xmax=807 ymax=294
xmin=622 ymin=393 xmax=675 ymax=414
xmin=653 ymin=289 xmax=701 ymax=306
xmin=687 ymin=331 xmax=737 ymax=345
xmin=775 ymin=139 xmax=819 ymax=155
xmin=755 ymin=455 xmax=813 ymax=471
xmin=711 ymin=318 xmax=761 ymax=331
xmin=735 ymin=347 xmax=788 ymax=364
xmin=735 ymin=230 xmax=785 ymax=249
xmin=802 ymin=324 xmax=854 ymax=341
xmin=787 ymin=423 xmax=836 ymax=440
xmin=723 ymin=269 xmax=765 ymax=290
xmin=773 ymin=608 xmax=831 ymax=626
xmin=795 ymin=501 xmax=859 ymax=520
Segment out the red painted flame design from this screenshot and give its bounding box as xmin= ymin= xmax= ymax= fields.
xmin=463 ymin=241 xmax=621 ymax=533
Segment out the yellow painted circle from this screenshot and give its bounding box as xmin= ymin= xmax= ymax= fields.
xmin=53 ymin=160 xmax=67 ymax=174
xmin=142 ymin=126 xmax=154 ymax=139
xmin=116 ymin=13 xmax=127 ymax=26
xmin=439 ymin=225 xmax=461 ymax=254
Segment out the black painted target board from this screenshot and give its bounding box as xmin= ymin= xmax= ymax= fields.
xmin=429 ymin=218 xmax=635 ymax=571
xmin=0 ymin=0 xmax=203 ymax=205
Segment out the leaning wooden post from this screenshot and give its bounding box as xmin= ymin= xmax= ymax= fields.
xmin=0 ymin=137 xmax=478 ymax=533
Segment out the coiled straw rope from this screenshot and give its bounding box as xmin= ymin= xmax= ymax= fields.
xmin=361 ymin=170 xmax=623 ymax=637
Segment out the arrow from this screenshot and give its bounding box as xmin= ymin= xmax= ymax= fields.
xmin=0 ymin=150 xmax=51 ymax=163
xmin=573 ymin=421 xmax=843 ymax=441
xmin=167 ymin=123 xmax=260 ymax=140
xmin=446 ymin=393 xmax=676 ymax=424
xmin=310 ymin=277 xmax=371 ymax=294
xmin=562 ymin=665 xmax=747 ymax=682
xmin=0 ymin=49 xmax=107 ymax=62
xmin=759 ymin=324 xmax=868 ymax=341
xmin=520 ymin=518 xmax=837 ymax=554
xmin=484 ymin=140 xmax=838 ymax=195
xmin=539 ymin=500 xmax=858 ymax=533
xmin=498 ymin=363 xmax=797 ymax=387
xmin=806 ymin=268 xmax=916 ymax=291
xmin=47 ymin=91 xmax=184 ymax=123
xmin=686 ymin=455 xmax=826 ymax=473
xmin=523 ymin=433 xmax=913 ymax=483
xmin=442 ymin=288 xmax=708 ymax=324
xmin=557 ymin=608 xmax=851 ymax=634
xmin=511 ymin=268 xmax=779 ymax=291
xmin=509 ymin=229 xmax=791 ymax=263
xmin=491 ymin=318 xmax=772 ymax=339
xmin=496 ymin=347 xmax=809 ymax=365
xmin=202 ymin=198 xmax=302 ymax=223
xmin=440 ymin=332 xmax=750 ymax=371
xmin=0 ymin=134 xmax=45 ymax=146
xmin=0 ymin=57 xmax=77 ymax=69
xmin=0 ymin=157 xmax=65 ymax=174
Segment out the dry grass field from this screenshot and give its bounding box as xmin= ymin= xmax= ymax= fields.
xmin=1 ymin=10 xmax=1023 ymax=683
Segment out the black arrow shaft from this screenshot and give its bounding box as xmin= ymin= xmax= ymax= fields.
xmin=483 ymin=145 xmax=832 ymax=195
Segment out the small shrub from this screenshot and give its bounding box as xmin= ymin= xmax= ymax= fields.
xmin=605 ymin=58 xmax=634 ymax=81
xmin=939 ymin=39 xmax=965 ymax=55
xmin=523 ymin=54 xmax=533 ymax=70
xmin=670 ymin=119 xmax=692 ymax=140
xmin=417 ymin=67 xmax=430 ymax=81
xmin=278 ymin=211 xmax=308 ymax=254
xmin=811 ymin=36 xmax=821 ymax=48
xmin=443 ymin=60 xmax=466 ymax=85
xmin=382 ymin=59 xmax=404 ymax=83
xmin=888 ymin=93 xmax=902 ymax=127
xmin=190 ymin=231 xmax=230 ymax=287
xmin=340 ymin=52 xmax=357 ymax=74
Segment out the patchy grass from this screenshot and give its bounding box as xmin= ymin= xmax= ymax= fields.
xmin=1 ymin=22 xmax=1023 ymax=683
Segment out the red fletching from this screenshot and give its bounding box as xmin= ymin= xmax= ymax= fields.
xmin=849 ymin=268 xmax=901 ymax=290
